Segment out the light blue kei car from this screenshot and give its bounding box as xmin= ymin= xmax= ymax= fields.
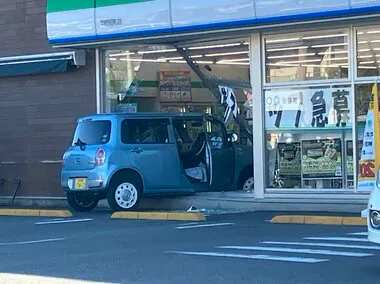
xmin=61 ymin=112 xmax=254 ymax=212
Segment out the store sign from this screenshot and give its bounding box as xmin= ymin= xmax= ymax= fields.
xmin=301 ymin=139 xmax=343 ymax=178
xmin=159 ymin=71 xmax=192 ymax=102
xmin=265 ymin=87 xmax=352 ymax=130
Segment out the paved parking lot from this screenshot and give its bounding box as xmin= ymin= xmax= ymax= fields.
xmin=0 ymin=211 xmax=379 ymax=283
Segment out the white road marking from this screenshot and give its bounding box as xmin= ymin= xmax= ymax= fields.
xmin=0 ymin=238 xmax=65 ymax=246
xmin=35 ymin=218 xmax=93 ymax=225
xmin=178 ymin=222 xmax=199 ymax=227
xmin=166 ymin=251 xmax=328 ymax=263
xmin=217 ymin=245 xmax=372 ymax=257
xmin=304 ymin=237 xmax=369 ymax=242
xmin=175 ymin=223 xmax=234 ymax=230
xmin=347 ymin=232 xmax=368 ymax=236
xmin=262 ymin=241 xmax=380 ymax=250
xmin=41 ymin=218 xmax=64 ymax=222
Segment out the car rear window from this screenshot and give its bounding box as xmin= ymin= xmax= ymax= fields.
xmin=72 ymin=120 xmax=111 ymax=146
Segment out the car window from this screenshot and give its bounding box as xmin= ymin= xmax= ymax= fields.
xmin=72 ymin=120 xmax=111 ymax=146
xmin=172 ymin=119 xmax=205 ymax=144
xmin=206 ymin=119 xmax=227 ymax=149
xmin=121 ymin=119 xmax=170 ymax=144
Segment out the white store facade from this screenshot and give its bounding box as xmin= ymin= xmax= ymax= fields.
xmin=47 ymin=0 xmax=380 ymax=203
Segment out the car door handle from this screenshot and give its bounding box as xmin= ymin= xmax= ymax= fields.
xmin=131 ymin=147 xmax=143 ymax=154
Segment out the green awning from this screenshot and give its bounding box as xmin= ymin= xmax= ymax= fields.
xmin=0 ymin=51 xmax=86 ymax=77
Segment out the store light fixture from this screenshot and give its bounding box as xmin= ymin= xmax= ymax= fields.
xmin=318 ymin=50 xmax=348 ymax=55
xmin=119 ymin=58 xmax=166 ymax=63
xmin=267 ymin=53 xmax=315 ymax=59
xmin=311 ymin=43 xmax=347 ymax=48
xmin=303 ymin=33 xmax=347 ymax=40
xmin=187 ymin=43 xmax=243 ymax=50
xmin=359 ymin=55 xmax=373 ymax=58
xmin=360 ymin=61 xmax=376 ymax=64
xmin=358 ymin=49 xmax=371 ymax=52
xmin=367 ymin=30 xmax=380 ymax=34
xmin=217 ymin=58 xmax=249 ymax=62
xmin=358 ymin=66 xmax=377 ymax=69
xmin=168 ymin=60 xmax=214 ymax=64
xmin=267 ymin=63 xmax=299 ymax=67
xmin=137 ymin=48 xmax=177 ymax=54
xmin=276 ymin=59 xmax=321 ymax=64
xmin=266 ymin=37 xmax=300 ymax=43
xmin=160 ymin=55 xmax=203 ymax=61
xmin=267 ymin=46 xmax=308 ymax=52
xmin=216 ymin=62 xmax=249 ymax=66
xmin=204 ymin=51 xmax=249 ymax=57
xmin=327 ymin=57 xmax=349 ymax=61
xmin=109 ymin=51 xmax=136 ymax=57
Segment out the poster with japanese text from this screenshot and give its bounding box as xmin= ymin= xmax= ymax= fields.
xmin=277 ymin=142 xmax=301 ymax=176
xmin=357 ymin=84 xmax=380 ymax=192
xmin=159 ymin=71 xmax=192 ymax=102
xmin=265 ymin=87 xmax=352 ymax=130
xmin=301 ymin=139 xmax=343 ymax=178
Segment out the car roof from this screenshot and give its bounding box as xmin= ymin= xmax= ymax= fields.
xmin=77 ymin=112 xmax=214 ymax=122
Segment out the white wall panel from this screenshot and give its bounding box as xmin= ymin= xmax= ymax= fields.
xmin=171 ymin=0 xmax=254 ymax=27
xmin=255 ymin=0 xmax=350 ymax=18
xmin=350 ymin=0 xmax=380 ymax=8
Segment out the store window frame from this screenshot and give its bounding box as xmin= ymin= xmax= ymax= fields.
xmin=260 ymin=25 xmax=359 ymax=193
xmin=261 ymin=27 xmax=353 ymax=88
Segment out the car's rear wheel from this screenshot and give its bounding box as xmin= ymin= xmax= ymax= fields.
xmin=107 ymin=176 xmax=142 ymax=211
xmin=66 ymin=192 xmax=99 ymax=212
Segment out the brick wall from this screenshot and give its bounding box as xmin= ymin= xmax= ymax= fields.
xmin=0 ymin=0 xmax=96 ymax=197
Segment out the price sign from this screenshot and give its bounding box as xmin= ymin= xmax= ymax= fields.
xmin=359 ymin=161 xmax=376 ymax=179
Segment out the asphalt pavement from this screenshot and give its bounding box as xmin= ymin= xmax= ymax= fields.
xmin=0 ymin=211 xmax=378 ymax=284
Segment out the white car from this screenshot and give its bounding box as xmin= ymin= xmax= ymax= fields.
xmin=367 ymin=175 xmax=380 ymax=243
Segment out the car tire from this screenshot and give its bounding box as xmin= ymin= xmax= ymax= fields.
xmin=107 ymin=175 xmax=142 ymax=211
xmin=238 ymin=168 xmax=254 ymax=192
xmin=66 ymin=192 xmax=99 ymax=212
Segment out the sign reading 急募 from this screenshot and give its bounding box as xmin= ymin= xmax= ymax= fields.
xmin=264 ymin=87 xmax=352 ymax=130
xmin=46 ymin=0 xmax=380 ymax=44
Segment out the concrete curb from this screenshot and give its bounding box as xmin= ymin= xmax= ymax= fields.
xmin=271 ymin=215 xmax=367 ymax=226
xmin=0 ymin=209 xmax=72 ymax=217
xmin=111 ymin=211 xmax=206 ymax=221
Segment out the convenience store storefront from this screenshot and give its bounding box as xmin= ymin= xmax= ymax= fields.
xmin=47 ymin=0 xmax=380 ymax=200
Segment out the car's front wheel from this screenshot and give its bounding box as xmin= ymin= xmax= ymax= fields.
xmin=107 ymin=176 xmax=142 ymax=211
xmin=66 ymin=192 xmax=99 ymax=212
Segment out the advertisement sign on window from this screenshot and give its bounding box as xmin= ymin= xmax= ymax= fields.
xmin=159 ymin=71 xmax=192 ymax=102
xmin=265 ymin=87 xmax=352 ymax=130
xmin=277 ymin=142 xmax=301 ymax=176
xmin=301 ymin=139 xmax=343 ymax=178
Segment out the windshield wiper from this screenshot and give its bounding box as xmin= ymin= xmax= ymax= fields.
xmin=74 ymin=138 xmax=87 ymax=150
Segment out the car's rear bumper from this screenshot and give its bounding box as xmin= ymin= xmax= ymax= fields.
xmin=61 ymin=169 xmax=109 ymax=193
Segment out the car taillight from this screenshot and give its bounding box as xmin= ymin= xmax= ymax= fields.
xmin=95 ymin=149 xmax=105 ymax=166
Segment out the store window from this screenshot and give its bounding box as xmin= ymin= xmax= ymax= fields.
xmin=264 ymin=29 xmax=349 ymax=84
xmin=265 ymin=85 xmax=353 ymax=189
xmin=356 ymin=26 xmax=380 ymax=78
xmin=104 ymin=38 xmax=252 ymax=146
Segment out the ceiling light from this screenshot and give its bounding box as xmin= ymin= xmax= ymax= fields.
xmin=137 ymin=49 xmax=176 ymax=54
xmin=367 ymin=30 xmax=380 ymax=34
xmin=326 ymin=57 xmax=348 ymax=61
xmin=267 ymin=63 xmax=299 ymax=67
xmin=359 ymin=55 xmax=373 ymax=58
xmin=205 ymin=51 xmax=249 ymax=57
xmin=303 ymin=33 xmax=347 ymax=40
xmin=266 ymin=37 xmax=300 ymax=44
xmin=187 ymin=43 xmax=242 ymax=50
xmin=360 ymin=61 xmax=376 ymax=64
xmin=168 ymin=60 xmax=214 ymax=64
xmin=274 ymin=59 xmax=321 ymax=64
xmin=160 ymin=55 xmax=203 ymax=60
xmin=119 ymin=58 xmax=166 ymax=63
xmin=358 ymin=66 xmax=377 ymax=69
xmin=311 ymin=43 xmax=347 ymax=48
xmin=216 ymin=62 xmax=250 ymax=66
xmin=218 ymin=58 xmax=250 ymax=62
xmin=318 ymin=50 xmax=348 ymax=55
xmin=359 ymin=49 xmax=371 ymax=52
xmin=267 ymin=46 xmax=308 ymax=52
xmin=357 ymin=32 xmax=364 ymax=35
xmin=267 ymin=53 xmax=315 ymax=59
xmin=109 ymin=51 xmax=136 ymax=57
xmin=358 ymin=41 xmax=368 ymax=44
xmin=302 ymin=64 xmax=347 ymax=68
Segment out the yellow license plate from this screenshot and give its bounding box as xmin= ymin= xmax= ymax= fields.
xmin=74 ymin=178 xmax=87 ymax=190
